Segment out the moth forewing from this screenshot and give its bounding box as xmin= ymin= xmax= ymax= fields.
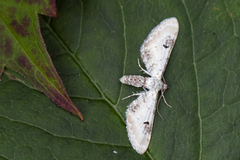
xmin=140 ymin=17 xmax=179 ymax=78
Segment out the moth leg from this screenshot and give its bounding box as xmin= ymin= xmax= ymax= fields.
xmin=137 ymin=59 xmax=151 ymax=76
xmin=142 ymin=87 xmax=147 ymax=92
xmin=161 ymin=91 xmax=172 ymax=108
xmin=156 ymin=94 xmax=164 ymax=120
xmin=122 ymin=92 xmax=141 ymax=100
xmin=156 ymin=90 xmax=172 ymax=119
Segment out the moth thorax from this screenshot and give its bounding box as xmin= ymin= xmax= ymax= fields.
xmin=145 ymin=78 xmax=163 ymax=91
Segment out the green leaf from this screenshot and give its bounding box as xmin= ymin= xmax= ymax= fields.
xmin=1 ymin=0 xmax=240 ymax=159
xmin=0 ymin=0 xmax=83 ymax=120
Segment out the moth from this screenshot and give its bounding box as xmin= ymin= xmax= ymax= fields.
xmin=120 ymin=17 xmax=179 ymax=154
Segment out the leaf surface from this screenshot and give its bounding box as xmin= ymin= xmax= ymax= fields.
xmin=0 ymin=0 xmax=83 ymax=120
xmin=0 ymin=0 xmax=240 ymax=159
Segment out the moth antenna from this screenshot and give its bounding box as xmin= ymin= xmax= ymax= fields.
xmin=162 ymin=76 xmax=166 ymax=83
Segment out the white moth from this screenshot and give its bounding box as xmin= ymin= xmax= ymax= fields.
xmin=120 ymin=17 xmax=179 ymax=154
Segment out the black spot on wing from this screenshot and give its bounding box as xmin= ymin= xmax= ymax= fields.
xmin=143 ymin=121 xmax=149 ymax=125
xmin=163 ymin=44 xmax=169 ymax=48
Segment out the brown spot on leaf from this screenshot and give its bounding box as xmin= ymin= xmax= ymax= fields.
xmin=0 ymin=27 xmax=13 ymax=57
xmin=44 ymin=67 xmax=55 ymax=79
xmin=10 ymin=15 xmax=31 ymax=37
xmin=18 ymin=55 xmax=27 ymax=67
xmin=22 ymin=15 xmax=31 ymax=27
xmin=4 ymin=38 xmax=13 ymax=56
xmin=17 ymin=55 xmax=32 ymax=70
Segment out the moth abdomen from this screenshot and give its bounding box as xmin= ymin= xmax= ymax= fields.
xmin=119 ymin=75 xmax=149 ymax=88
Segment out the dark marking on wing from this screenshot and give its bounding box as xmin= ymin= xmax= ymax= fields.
xmin=163 ymin=44 xmax=169 ymax=48
xmin=163 ymin=36 xmax=174 ymax=50
xmin=143 ymin=123 xmax=152 ymax=135
xmin=143 ymin=121 xmax=149 ymax=125
xmin=129 ymin=102 xmax=140 ymax=113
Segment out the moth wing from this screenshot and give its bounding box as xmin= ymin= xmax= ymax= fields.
xmin=126 ymin=90 xmax=158 ymax=154
xmin=140 ymin=17 xmax=179 ymax=78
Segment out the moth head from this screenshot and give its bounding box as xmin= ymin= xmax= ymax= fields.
xmin=162 ymin=83 xmax=168 ymax=91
